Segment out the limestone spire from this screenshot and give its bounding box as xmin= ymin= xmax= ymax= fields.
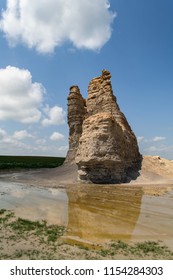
xmin=66 ymin=70 xmax=141 ymax=183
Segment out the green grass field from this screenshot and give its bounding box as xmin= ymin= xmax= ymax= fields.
xmin=0 ymin=156 xmax=65 ymax=169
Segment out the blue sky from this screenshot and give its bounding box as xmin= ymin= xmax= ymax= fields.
xmin=0 ymin=0 xmax=173 ymax=159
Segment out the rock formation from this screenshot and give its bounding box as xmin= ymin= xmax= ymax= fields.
xmin=65 ymin=86 xmax=86 ymax=164
xmin=65 ymin=70 xmax=141 ymax=183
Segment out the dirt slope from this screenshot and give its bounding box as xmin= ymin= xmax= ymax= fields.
xmin=133 ymin=156 xmax=173 ymax=184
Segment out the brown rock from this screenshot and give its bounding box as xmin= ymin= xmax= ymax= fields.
xmin=65 ymin=86 xmax=86 ymax=164
xmin=66 ymin=70 xmax=141 ymax=183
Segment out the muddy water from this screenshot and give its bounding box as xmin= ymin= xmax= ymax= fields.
xmin=0 ymin=181 xmax=173 ymax=248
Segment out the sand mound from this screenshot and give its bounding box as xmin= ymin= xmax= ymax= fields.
xmin=132 ymin=156 xmax=173 ymax=184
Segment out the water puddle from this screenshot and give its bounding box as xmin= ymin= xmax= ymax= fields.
xmin=0 ymin=181 xmax=68 ymax=226
xmin=0 ymin=181 xmax=173 ymax=248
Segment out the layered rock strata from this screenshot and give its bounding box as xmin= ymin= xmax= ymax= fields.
xmin=65 ymin=86 xmax=86 ymax=164
xmin=66 ymin=70 xmax=141 ymax=183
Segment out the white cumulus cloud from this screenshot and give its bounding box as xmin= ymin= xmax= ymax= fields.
xmin=42 ymin=106 xmax=66 ymax=126
xmin=13 ymin=130 xmax=34 ymax=140
xmin=0 ymin=66 xmax=44 ymax=123
xmin=50 ymin=132 xmax=64 ymax=141
xmin=152 ymin=136 xmax=166 ymax=142
xmin=0 ymin=127 xmax=31 ymax=152
xmin=0 ymin=0 xmax=115 ymax=53
xmin=137 ymin=136 xmax=144 ymax=143
xmin=0 ymin=128 xmax=7 ymax=139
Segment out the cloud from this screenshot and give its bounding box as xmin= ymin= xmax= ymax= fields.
xmin=0 ymin=66 xmax=66 ymax=126
xmin=13 ymin=130 xmax=34 ymax=140
xmin=36 ymin=139 xmax=46 ymax=145
xmin=0 ymin=127 xmax=31 ymax=151
xmin=144 ymin=146 xmax=159 ymax=153
xmin=137 ymin=136 xmax=144 ymax=143
xmin=137 ymin=136 xmax=166 ymax=143
xmin=0 ymin=128 xmax=7 ymax=139
xmin=58 ymin=145 xmax=68 ymax=151
xmin=0 ymin=127 xmax=68 ymax=156
xmin=0 ymin=0 xmax=115 ymax=53
xmin=50 ymin=132 xmax=64 ymax=141
xmin=0 ymin=66 xmax=44 ymax=123
xmin=152 ymin=136 xmax=166 ymax=142
xmin=145 ymin=145 xmax=173 ymax=153
xmin=42 ymin=106 xmax=66 ymax=126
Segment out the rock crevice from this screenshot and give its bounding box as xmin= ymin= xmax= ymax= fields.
xmin=65 ymin=70 xmax=141 ymax=183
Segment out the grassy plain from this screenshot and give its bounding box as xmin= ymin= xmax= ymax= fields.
xmin=0 ymin=156 xmax=65 ymax=169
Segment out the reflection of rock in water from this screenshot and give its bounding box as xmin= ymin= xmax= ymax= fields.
xmin=65 ymin=185 xmax=143 ymax=245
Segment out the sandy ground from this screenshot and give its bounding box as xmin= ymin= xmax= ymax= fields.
xmin=1 ymin=209 xmax=173 ymax=260
xmin=1 ymin=163 xmax=78 ymax=187
xmin=132 ymin=156 xmax=173 ymax=184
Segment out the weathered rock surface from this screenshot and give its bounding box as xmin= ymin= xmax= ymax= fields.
xmin=66 ymin=70 xmax=141 ymax=183
xmin=65 ymin=86 xmax=86 ymax=164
